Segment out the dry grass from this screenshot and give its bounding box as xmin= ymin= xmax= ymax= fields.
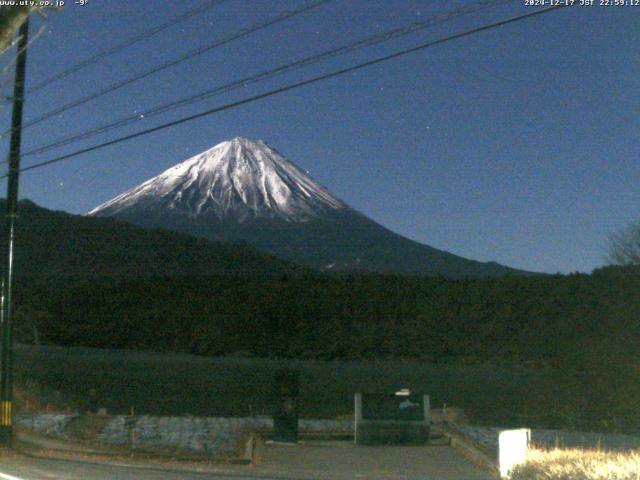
xmin=510 ymin=448 xmax=640 ymax=480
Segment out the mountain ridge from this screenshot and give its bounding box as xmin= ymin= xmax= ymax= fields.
xmin=89 ymin=137 xmax=532 ymax=278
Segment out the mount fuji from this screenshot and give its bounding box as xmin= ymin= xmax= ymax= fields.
xmin=89 ymin=137 xmax=526 ymax=277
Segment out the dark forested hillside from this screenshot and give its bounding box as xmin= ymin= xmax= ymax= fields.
xmin=5 ymin=199 xmax=637 ymax=373
xmin=15 ymin=266 xmax=640 ymax=367
xmin=11 ymin=266 xmax=640 ymax=432
xmin=2 ymin=199 xmax=298 ymax=281
xmin=4 ymin=199 xmax=639 ymax=428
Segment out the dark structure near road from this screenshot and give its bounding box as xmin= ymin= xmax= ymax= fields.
xmin=272 ymin=369 xmax=300 ymax=443
xmin=354 ymin=392 xmax=431 ymax=445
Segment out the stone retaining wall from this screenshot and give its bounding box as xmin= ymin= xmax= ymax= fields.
xmin=16 ymin=414 xmax=74 ymax=438
xmin=15 ymin=414 xmax=353 ymax=454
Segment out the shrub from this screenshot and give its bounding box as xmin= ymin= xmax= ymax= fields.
xmin=510 ymin=448 xmax=640 ymax=480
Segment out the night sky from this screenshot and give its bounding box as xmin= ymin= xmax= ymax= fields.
xmin=0 ymin=0 xmax=638 ymax=274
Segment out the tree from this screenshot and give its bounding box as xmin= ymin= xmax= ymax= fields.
xmin=606 ymin=223 xmax=640 ymax=266
xmin=0 ymin=7 xmax=31 ymax=55
xmin=0 ymin=6 xmax=59 ymax=55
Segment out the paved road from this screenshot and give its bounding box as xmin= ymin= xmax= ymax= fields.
xmin=0 ymin=442 xmax=494 ymax=479
xmin=0 ymin=455 xmax=254 ymax=480
xmin=259 ymin=440 xmax=494 ymax=480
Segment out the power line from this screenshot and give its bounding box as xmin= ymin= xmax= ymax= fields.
xmin=2 ymin=4 xmax=569 ymax=180
xmin=0 ymin=0 xmax=332 ymax=139
xmin=26 ymin=0 xmax=230 ymax=94
xmin=21 ymin=0 xmax=513 ymax=159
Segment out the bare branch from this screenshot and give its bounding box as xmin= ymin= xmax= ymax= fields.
xmin=606 ymin=223 xmax=640 ymax=266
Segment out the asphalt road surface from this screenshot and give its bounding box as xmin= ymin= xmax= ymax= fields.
xmin=0 ymin=442 xmax=495 ymax=479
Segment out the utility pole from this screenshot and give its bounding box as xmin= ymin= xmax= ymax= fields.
xmin=0 ymin=17 xmax=29 ymax=447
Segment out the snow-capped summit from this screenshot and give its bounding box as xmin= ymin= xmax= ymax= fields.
xmin=89 ymin=137 xmax=528 ymax=278
xmin=89 ymin=137 xmax=345 ymax=222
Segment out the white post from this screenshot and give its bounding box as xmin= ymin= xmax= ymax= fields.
xmin=498 ymin=428 xmax=530 ymax=478
xmin=354 ymin=393 xmax=362 ymax=445
xmin=423 ymin=395 xmax=431 ymax=424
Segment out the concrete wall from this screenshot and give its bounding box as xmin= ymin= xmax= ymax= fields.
xmin=16 ymin=414 xmax=353 ymax=454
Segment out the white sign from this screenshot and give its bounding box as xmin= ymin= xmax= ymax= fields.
xmin=498 ymin=428 xmax=530 ymax=478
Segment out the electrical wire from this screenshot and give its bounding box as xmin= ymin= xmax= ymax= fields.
xmin=1 ymin=4 xmax=569 ymax=180
xmin=0 ymin=0 xmax=333 ymax=139
xmin=26 ymin=0 xmax=230 ymax=94
xmin=21 ymin=0 xmax=514 ymax=159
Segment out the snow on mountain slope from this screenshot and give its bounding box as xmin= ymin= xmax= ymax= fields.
xmin=89 ymin=137 xmax=531 ymax=277
xmin=89 ymin=137 xmax=346 ymax=222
